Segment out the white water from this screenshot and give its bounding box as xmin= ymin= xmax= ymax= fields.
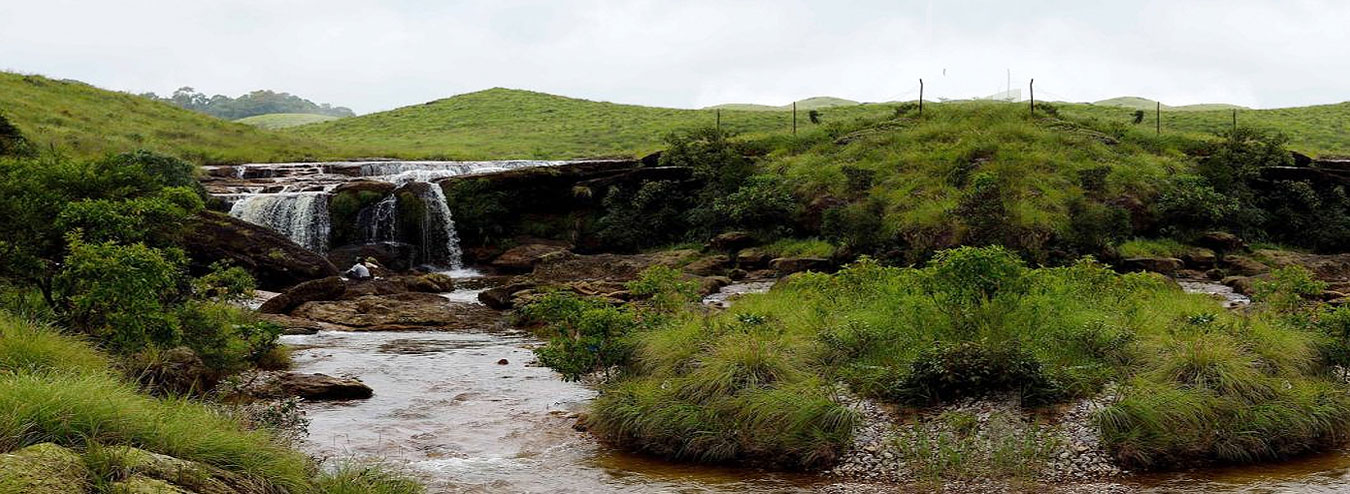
xmin=227 ymin=192 xmax=331 ymax=253
xmin=220 ymin=160 xmax=582 ymax=266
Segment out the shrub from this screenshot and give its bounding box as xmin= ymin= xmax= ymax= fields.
xmin=54 ymin=237 xmax=187 ymax=354
xmin=711 ymin=176 xmax=798 ymax=237
xmin=524 ymin=292 xmax=638 ymax=381
xmin=896 ymin=341 xmax=1060 ymax=406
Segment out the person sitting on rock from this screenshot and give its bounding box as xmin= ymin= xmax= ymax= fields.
xmin=345 ymin=259 xmax=371 ymax=279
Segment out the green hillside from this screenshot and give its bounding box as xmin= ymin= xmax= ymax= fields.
xmin=1064 ymin=100 xmax=1350 ymax=157
xmin=1092 ymin=96 xmax=1247 ymax=112
xmin=289 ymin=88 xmax=891 ymax=159
xmin=706 ymin=96 xmax=862 ymax=111
xmin=0 ymin=72 xmax=342 ymax=164
xmin=236 ymin=112 xmax=341 ymax=129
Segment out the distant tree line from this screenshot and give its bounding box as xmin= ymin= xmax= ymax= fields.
xmin=140 ymin=87 xmax=355 ymax=120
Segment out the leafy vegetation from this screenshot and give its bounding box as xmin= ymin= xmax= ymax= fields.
xmin=0 ymin=150 xmax=281 ymax=382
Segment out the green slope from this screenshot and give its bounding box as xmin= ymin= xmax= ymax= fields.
xmin=1065 ymin=100 xmax=1350 ymax=156
xmin=0 ymin=72 xmax=341 ymax=164
xmin=706 ymin=96 xmax=862 ymax=112
xmin=289 ymin=88 xmax=891 ymax=159
xmin=235 ymin=112 xmax=341 ymax=130
xmin=1093 ymin=96 xmax=1247 ymax=112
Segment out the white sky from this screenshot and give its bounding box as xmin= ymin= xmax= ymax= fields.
xmin=2 ymin=0 xmax=1347 ymax=114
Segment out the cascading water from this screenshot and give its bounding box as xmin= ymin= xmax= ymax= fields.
xmin=357 ymin=194 xmax=399 ymax=244
xmin=217 ymin=160 xmax=585 ymax=266
xmin=227 ymin=192 xmax=332 ymax=253
xmin=413 ymin=184 xmax=464 ymax=269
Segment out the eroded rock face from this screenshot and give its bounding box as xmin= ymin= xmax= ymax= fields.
xmin=340 ymin=273 xmax=456 ymax=299
xmin=1222 ymin=255 xmax=1271 ymax=277
xmin=0 ymin=443 xmax=89 ymax=494
xmin=291 ymin=292 xmax=501 ymax=331
xmin=684 ymin=255 xmax=731 ymax=277
xmin=258 ymin=276 xmax=346 ymax=314
xmin=327 ymin=242 xmax=417 ymax=272
xmin=182 ymin=211 xmax=339 ymax=291
xmin=708 ymin=231 xmax=758 ymax=252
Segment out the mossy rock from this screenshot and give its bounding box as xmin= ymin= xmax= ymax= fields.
xmin=111 ymin=475 xmax=194 ymax=494
xmin=0 ymin=443 xmax=90 ymax=493
xmin=107 ymin=447 xmax=269 ymax=494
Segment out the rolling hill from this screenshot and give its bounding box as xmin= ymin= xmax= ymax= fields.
xmin=1063 ymin=99 xmax=1350 ymax=157
xmin=235 ymin=113 xmax=341 ymax=130
xmin=1092 ymin=96 xmax=1247 ymax=112
xmin=0 ymin=72 xmax=343 ymax=163
xmin=706 ymin=96 xmax=862 ymax=112
xmin=287 ymin=88 xmax=893 ymax=159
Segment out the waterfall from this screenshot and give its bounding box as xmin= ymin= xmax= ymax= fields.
xmin=414 ymin=184 xmax=464 ymax=269
xmin=228 ymin=192 xmax=332 ymax=253
xmin=357 ymin=194 xmax=399 ymax=243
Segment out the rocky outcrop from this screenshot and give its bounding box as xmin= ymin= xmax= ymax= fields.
xmin=1195 ymin=231 xmax=1247 ymax=255
xmin=684 ymin=255 xmax=731 ymax=276
xmin=327 ymin=242 xmax=416 ymax=272
xmin=708 ymin=231 xmax=758 ymax=252
xmin=183 ymin=211 xmax=339 ymax=291
xmin=292 ymin=292 xmax=501 ymax=331
xmin=1119 ymin=257 xmax=1184 ymax=275
xmin=530 ymin=250 xmax=697 ymax=282
xmin=735 ymin=248 xmax=772 ymax=269
xmin=258 ymin=276 xmax=346 ymax=314
xmin=770 ymin=257 xmax=833 ymax=275
xmin=491 ymin=243 xmax=571 ymax=272
xmin=479 ymin=282 xmax=538 ymax=310
xmin=340 ymin=273 xmax=456 ymax=299
xmin=1222 ymin=255 xmax=1270 ymax=277
xmin=0 ymin=443 xmax=89 ymax=493
xmin=275 ymin=373 xmax=373 ymax=400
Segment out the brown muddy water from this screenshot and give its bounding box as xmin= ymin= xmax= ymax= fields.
xmin=279 ymin=284 xmax=1350 ymax=493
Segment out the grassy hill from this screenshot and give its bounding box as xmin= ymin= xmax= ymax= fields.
xmin=289 ymin=88 xmax=892 ymax=159
xmin=235 ymin=112 xmax=341 ymax=129
xmin=0 ymin=72 xmax=343 ymax=164
xmin=1063 ymin=100 xmax=1350 ymax=157
xmin=1093 ymin=96 xmax=1247 ymax=112
xmin=707 ymin=96 xmax=862 ymax=112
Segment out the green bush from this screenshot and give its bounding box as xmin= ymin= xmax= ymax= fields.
xmin=896 ymin=341 xmax=1060 ymax=406
xmin=522 ymin=292 xmax=638 ymax=382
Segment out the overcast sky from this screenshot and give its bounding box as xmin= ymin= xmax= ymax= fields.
xmin=2 ymin=0 xmax=1347 ymax=114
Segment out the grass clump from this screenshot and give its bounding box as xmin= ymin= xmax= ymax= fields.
xmin=529 ymin=247 xmax=1350 ymax=470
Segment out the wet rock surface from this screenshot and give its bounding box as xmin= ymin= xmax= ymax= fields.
xmin=291 ymin=292 xmax=502 ymax=331
xmin=258 ymin=276 xmax=346 ymax=314
xmin=182 ymin=211 xmax=339 ymax=291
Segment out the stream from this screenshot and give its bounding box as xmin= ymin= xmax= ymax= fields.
xmin=278 ymin=282 xmax=1350 ymax=493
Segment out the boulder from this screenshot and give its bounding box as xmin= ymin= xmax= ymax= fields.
xmin=1222 ymin=255 xmax=1270 ymax=277
xmin=1222 ymin=275 xmax=1267 ymax=296
xmin=728 ymin=268 xmax=748 ymax=280
xmin=1178 ymin=250 xmax=1217 ymax=270
xmin=1259 ymin=249 xmax=1350 ymax=281
xmin=112 ymin=476 xmax=193 ymax=493
xmin=735 ymin=248 xmax=772 ymax=269
xmin=708 ymin=231 xmax=758 ymax=252
xmin=1196 ymin=232 xmax=1247 ymax=254
xmin=327 ymin=242 xmax=416 ymax=272
xmin=1119 ymin=257 xmax=1184 ymax=275
xmin=491 ymin=244 xmax=571 ymax=272
xmin=292 ymin=292 xmax=502 ymax=331
xmin=684 ymin=255 xmax=731 ymax=276
xmin=332 ymin=180 xmax=396 ymax=196
xmin=0 ymin=443 xmax=89 ymax=494
xmin=479 ymin=282 xmax=537 ymax=310
xmin=770 ymin=257 xmax=833 ymax=275
xmin=276 ymin=373 xmax=373 ymax=400
xmin=258 ymin=276 xmax=346 ymax=314
xmin=340 ymin=273 xmax=455 ymax=299
xmin=183 ymin=211 xmax=339 ymax=291
xmin=258 ymin=313 xmax=329 ymax=334
xmin=699 ymin=276 xmax=733 ymax=296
